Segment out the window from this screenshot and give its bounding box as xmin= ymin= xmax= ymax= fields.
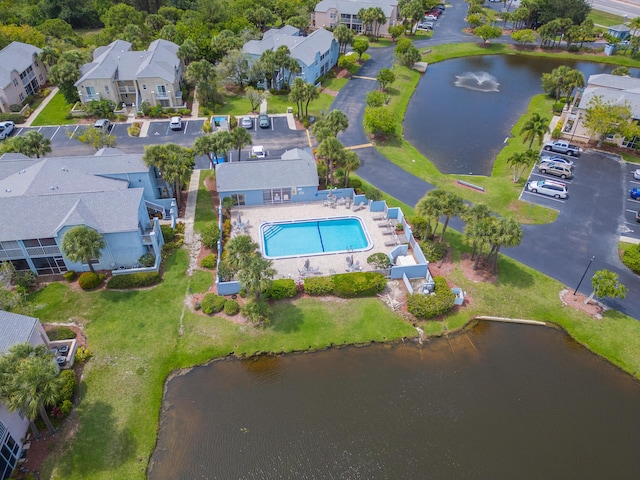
xmin=157 ymin=85 xmax=167 ymax=96
xmin=13 ymin=79 xmax=18 ymax=87
xmin=0 ymin=428 xmax=19 ymax=480
xmin=142 ymin=84 xmax=147 ymax=90
xmin=39 ymin=74 xmax=43 ymax=81
xmin=86 ymin=86 xmax=95 ymax=95
xmin=231 ymin=193 xmax=245 ymax=206
xmin=19 ymin=93 xmax=24 ymax=101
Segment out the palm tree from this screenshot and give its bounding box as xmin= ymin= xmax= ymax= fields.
xmin=37 ymin=46 xmax=59 ymax=71
xmin=485 ymin=216 xmax=523 ymax=273
xmin=438 ymin=192 xmax=465 ymax=242
xmin=317 ymin=136 xmax=345 ymax=187
xmin=415 ymin=191 xmax=444 ymax=241
xmin=229 ymin=127 xmax=252 ymax=162
xmin=225 ymin=235 xmax=259 ymax=272
xmin=303 ymin=83 xmax=319 ymax=118
xmin=472 ymin=217 xmax=496 ymax=270
xmin=507 ymin=149 xmax=538 ymax=182
xmin=462 ymin=203 xmax=491 ymax=260
xmin=340 ymin=150 xmax=361 ymax=187
xmin=177 ymin=39 xmax=199 ymax=66
xmin=9 ymin=131 xmax=52 ymax=158
xmin=289 ymin=78 xmax=306 ymax=118
xmin=520 ymin=112 xmax=550 ymax=149
xmin=194 ymin=131 xmax=232 ymax=167
xmin=61 ymin=226 xmax=106 ymax=273
xmin=143 ymin=144 xmax=194 ymax=208
xmin=237 ymin=255 xmax=276 ymax=300
xmin=324 ymin=109 xmax=349 ymax=137
xmin=0 ymin=343 xmax=65 ymax=437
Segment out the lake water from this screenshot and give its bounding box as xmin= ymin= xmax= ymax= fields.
xmin=403 ymin=56 xmax=638 ymax=175
xmin=149 ymin=322 xmax=640 ymax=479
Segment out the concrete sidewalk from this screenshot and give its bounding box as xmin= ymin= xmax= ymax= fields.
xmin=18 ymin=87 xmax=59 ymax=127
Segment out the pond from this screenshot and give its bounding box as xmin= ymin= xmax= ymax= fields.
xmin=149 ymin=322 xmax=640 ymax=479
xmin=403 ymin=55 xmax=639 ymax=175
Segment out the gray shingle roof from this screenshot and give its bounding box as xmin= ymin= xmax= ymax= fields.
xmin=0 ymin=310 xmax=39 ymax=353
xmin=580 ymin=74 xmax=640 ymax=119
xmin=77 ymin=39 xmax=180 ymax=85
xmin=0 ymin=189 xmax=144 ymax=241
xmin=587 ymin=73 xmax=640 ymax=92
xmin=0 ymin=42 xmax=41 ymax=89
xmin=0 ymin=158 xmax=129 ymax=197
xmin=315 ymin=0 xmax=396 ymax=16
xmin=243 ymin=28 xmax=336 ymax=66
xmin=216 ymin=149 xmax=318 ymax=192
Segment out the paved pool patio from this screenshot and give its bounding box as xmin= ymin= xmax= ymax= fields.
xmin=230 ymin=201 xmax=412 ymax=280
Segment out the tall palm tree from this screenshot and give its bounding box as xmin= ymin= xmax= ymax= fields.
xmin=61 ymin=226 xmax=106 ymax=273
xmin=507 ymin=149 xmax=538 ymax=182
xmin=439 ymin=192 xmax=465 ymax=242
xmin=485 ymin=216 xmax=523 ymax=273
xmin=415 ymin=191 xmax=444 ymax=241
xmin=324 ymin=109 xmax=349 ymax=137
xmin=462 ymin=203 xmax=491 ymax=260
xmin=341 ymin=150 xmax=361 ymax=187
xmin=473 ymin=217 xmax=497 ymax=270
xmin=225 ymin=234 xmax=259 ymax=272
xmin=194 ymin=131 xmax=232 ymax=167
xmin=144 ymin=144 xmax=194 ymax=208
xmin=520 ymin=112 xmax=550 ymax=149
xmin=229 ymin=127 xmax=252 ymax=162
xmin=317 ymin=136 xmax=345 ymax=187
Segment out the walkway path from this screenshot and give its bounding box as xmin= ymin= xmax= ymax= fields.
xmin=19 ymin=87 xmax=59 ymax=127
xmin=183 ymin=169 xmax=202 ymax=277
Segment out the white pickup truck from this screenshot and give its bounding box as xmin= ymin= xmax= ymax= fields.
xmin=542 ymin=140 xmax=581 ymax=156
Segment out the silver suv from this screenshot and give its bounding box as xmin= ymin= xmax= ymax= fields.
xmin=527 ymin=179 xmax=568 ymax=199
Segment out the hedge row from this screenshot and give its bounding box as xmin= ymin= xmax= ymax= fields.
xmin=303 ymin=272 xmax=386 ymax=298
xmin=106 ymin=272 xmax=161 ymax=289
xmin=406 ymin=276 xmax=455 ymax=319
xmin=200 ymin=294 xmax=240 ymax=316
xmin=622 ymin=244 xmax=640 ymax=274
xmin=264 ymin=279 xmax=297 ymax=300
xmin=0 ymin=113 xmax=25 ymax=123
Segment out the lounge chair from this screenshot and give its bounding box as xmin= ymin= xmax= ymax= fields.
xmin=381 ymin=230 xmax=395 ymax=236
xmin=372 ymin=213 xmax=385 ymax=221
xmin=384 ymin=239 xmax=397 ymax=247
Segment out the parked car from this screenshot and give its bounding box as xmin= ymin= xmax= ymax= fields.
xmin=631 ymin=187 xmax=640 ymax=200
xmin=633 ymin=169 xmax=640 ymax=180
xmin=418 ymin=21 xmax=434 ymax=29
xmin=241 ymin=116 xmax=253 ymax=129
xmin=259 ymin=114 xmax=270 ymax=128
xmin=527 ymin=179 xmax=568 ymax=199
xmin=251 ymin=145 xmax=266 ymax=158
xmin=540 ymin=155 xmax=574 ymax=167
xmin=0 ymin=121 xmax=14 ymax=140
xmin=424 ymin=14 xmax=438 ymax=21
xmin=94 ymin=119 xmax=111 ymax=133
xmin=537 ymin=162 xmax=573 ymax=179
xmin=169 ymin=116 xmax=182 ymax=130
xmin=637 ymin=210 xmax=640 ymax=222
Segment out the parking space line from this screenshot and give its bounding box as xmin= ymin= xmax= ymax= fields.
xmin=529 ymin=173 xmax=572 ymax=184
xmin=629 ymin=198 xmax=640 ymax=204
xmin=626 ymin=209 xmax=638 ymax=214
xmin=631 ymin=180 xmax=640 ymax=186
xmin=50 ymin=126 xmax=61 ymax=140
xmin=69 ymin=125 xmax=80 ymax=139
xmin=15 ymin=128 xmax=23 ymax=136
xmin=521 ymin=191 xmax=566 ymax=203
xmin=37 ymin=127 xmax=42 ymax=132
xmin=184 ymin=121 xmax=188 ymax=134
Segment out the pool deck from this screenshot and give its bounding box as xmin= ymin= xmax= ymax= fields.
xmin=231 ymin=201 xmax=409 ymax=280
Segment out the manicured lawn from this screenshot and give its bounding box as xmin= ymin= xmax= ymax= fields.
xmin=588 ymin=9 xmax=625 ymax=27
xmin=31 ymin=92 xmax=78 ymax=126
xmin=322 ymin=77 xmax=349 ymax=91
xmin=268 ymin=91 xmax=334 ymax=117
xmin=194 ymin=170 xmax=216 ymax=234
xmin=214 ymin=94 xmax=254 ymax=116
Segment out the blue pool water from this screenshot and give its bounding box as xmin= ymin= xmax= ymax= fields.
xmin=262 ymin=218 xmax=370 ymax=258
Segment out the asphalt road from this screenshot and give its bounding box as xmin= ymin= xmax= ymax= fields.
xmin=591 ymin=0 xmax=640 ymax=18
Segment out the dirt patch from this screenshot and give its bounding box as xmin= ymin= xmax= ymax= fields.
xmin=559 ymin=289 xmax=605 ymax=319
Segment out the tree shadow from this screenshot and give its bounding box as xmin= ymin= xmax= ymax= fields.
xmin=269 ymin=303 xmax=304 ymax=333
xmin=496 ymin=257 xmax=535 ymax=288
xmin=47 ymin=400 xmax=137 ymax=478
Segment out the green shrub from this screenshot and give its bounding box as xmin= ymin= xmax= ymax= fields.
xmin=0 ymin=113 xmax=25 ymax=123
xmin=63 ymin=270 xmax=77 ymax=282
xmin=59 ymin=399 xmax=73 ymax=417
xmin=138 ymin=252 xmax=156 ymax=267
xmin=161 ymin=225 xmax=176 ymax=243
xmin=78 ymin=272 xmax=102 ymax=290
xmin=229 ymin=116 xmax=237 ymax=129
xmin=106 ymin=272 xmax=161 ymax=289
xmin=410 ymin=216 xmax=428 ymax=239
xmin=552 ymin=101 xmax=565 ymax=114
xmin=338 ymin=54 xmax=357 ymax=68
xmin=224 ymin=299 xmax=239 ymax=315
xmin=201 ymin=222 xmax=221 ymax=248
xmin=332 ymin=272 xmax=386 ymax=298
xmin=622 ymin=244 xmax=640 ymax=274
xmin=420 ymin=240 xmax=448 ymax=262
xmin=349 ymin=178 xmax=362 ymax=190
xmin=128 ymin=123 xmax=141 ymax=136
xmin=407 ymin=276 xmax=456 ymax=319
xmin=59 ymin=369 xmax=76 ymax=401
xmin=200 ymin=254 xmax=217 ymax=269
xmin=366 ymin=91 xmax=386 ymax=108
xmin=74 ymin=346 xmax=91 ymax=363
xmin=12 ymin=270 xmax=37 ymax=290
xmin=304 ymin=276 xmax=334 ymax=295
xmin=201 ymin=293 xmax=227 ymax=314
xmin=367 ymin=252 xmax=392 ymax=269
xmin=264 ymin=278 xmax=297 ymax=300
xmin=47 ymin=326 xmax=76 ymax=341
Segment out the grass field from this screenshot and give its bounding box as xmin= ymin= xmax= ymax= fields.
xmin=31 ymin=92 xmax=77 ymax=126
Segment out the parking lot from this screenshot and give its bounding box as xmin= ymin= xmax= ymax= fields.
xmin=625 ymin=163 xmax=640 ymax=239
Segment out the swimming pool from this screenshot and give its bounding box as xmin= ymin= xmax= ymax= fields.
xmin=261 ymin=217 xmax=372 ymax=258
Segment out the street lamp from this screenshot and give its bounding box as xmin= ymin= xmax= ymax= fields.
xmin=574 ymin=255 xmax=595 ymax=295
